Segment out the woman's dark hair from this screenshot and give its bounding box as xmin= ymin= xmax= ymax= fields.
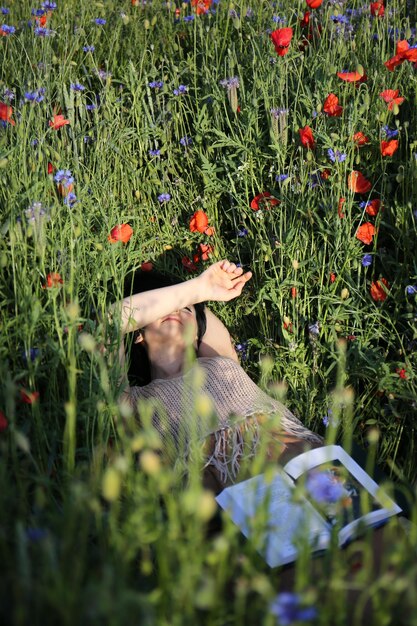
xmin=123 ymin=270 xmax=207 ymax=386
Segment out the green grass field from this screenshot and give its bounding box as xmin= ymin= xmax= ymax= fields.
xmin=1 ymin=1 xmax=417 ymax=624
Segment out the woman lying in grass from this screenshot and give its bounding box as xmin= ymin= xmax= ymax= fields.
xmin=113 ymin=259 xmax=413 ymax=622
xmin=114 ymin=259 xmax=323 ymax=490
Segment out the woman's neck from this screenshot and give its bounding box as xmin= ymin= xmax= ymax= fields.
xmin=148 ymin=344 xmax=188 ymax=380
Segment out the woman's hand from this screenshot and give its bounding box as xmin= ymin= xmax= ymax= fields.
xmin=195 ymin=260 xmax=252 ymax=302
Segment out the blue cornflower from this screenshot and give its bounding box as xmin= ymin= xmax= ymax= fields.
xmin=328 ymin=148 xmax=347 ymax=163
xmin=34 ymin=26 xmax=53 ymax=36
xmin=1 ymin=7 xmax=10 ymax=14
xmin=3 ymin=87 xmax=14 ymax=101
xmin=173 ymin=84 xmax=188 ymax=95
xmin=26 ymin=528 xmax=48 ymax=542
xmin=83 ymin=45 xmax=95 ymax=52
xmin=235 ymin=341 xmax=248 ymax=361
xmin=32 ymin=8 xmax=46 ymax=17
xmin=382 ymin=125 xmax=399 ymax=139
xmin=219 ymin=76 xmax=239 ymax=90
xmin=158 ymin=193 xmax=171 ymax=203
xmin=148 ymin=80 xmax=164 ymax=89
xmin=183 ymin=15 xmax=194 ymax=22
xmin=362 ymin=254 xmax=372 ymax=267
xmin=331 ymin=14 xmax=350 ymax=25
xmin=270 ymin=593 xmax=317 ymax=626
xmin=276 ymin=173 xmax=289 ymax=183
xmin=70 ymin=83 xmax=85 ymax=92
xmin=22 ymin=348 xmax=41 ymax=363
xmin=180 ymin=136 xmax=192 ymax=147
xmin=41 ymin=1 xmax=57 ymax=9
xmin=272 ymin=15 xmax=286 ymax=24
xmin=86 ymin=103 xmax=97 ymax=111
xmin=1 ymin=24 xmax=15 ymax=34
xmin=24 ymin=88 xmax=46 ymax=103
xmin=25 ymin=202 xmax=49 ymax=222
xmin=54 ymin=169 xmax=74 ymax=187
xmin=94 ymin=18 xmax=106 ymax=25
xmin=237 ymin=227 xmax=248 ymax=237
xmin=64 ymin=192 xmax=77 ymax=206
xmin=95 ymin=68 xmax=111 ymax=80
xmin=406 ymin=285 xmax=417 ymax=295
xmin=270 ymin=108 xmax=288 ymax=119
xmin=149 ymin=149 xmax=161 ymax=157
xmin=306 ymin=471 xmax=345 ymax=504
xmin=308 ymin=321 xmax=320 ymax=336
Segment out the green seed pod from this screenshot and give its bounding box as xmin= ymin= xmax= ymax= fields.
xmin=0 ymin=158 xmax=8 ymax=169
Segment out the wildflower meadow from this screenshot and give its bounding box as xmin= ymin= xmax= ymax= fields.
xmin=1 ymin=0 xmax=417 ymax=624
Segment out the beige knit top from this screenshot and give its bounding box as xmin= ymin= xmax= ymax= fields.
xmin=128 ymin=357 xmax=322 ymax=479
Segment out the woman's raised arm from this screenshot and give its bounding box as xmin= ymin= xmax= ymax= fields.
xmin=111 ymin=260 xmax=252 ymax=336
xmin=198 ymin=308 xmax=239 ymax=362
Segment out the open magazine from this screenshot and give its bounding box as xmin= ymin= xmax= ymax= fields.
xmin=215 ymin=445 xmax=402 ymax=568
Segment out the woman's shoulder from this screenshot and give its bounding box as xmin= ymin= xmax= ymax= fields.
xmin=197 ymin=355 xmax=242 ymax=369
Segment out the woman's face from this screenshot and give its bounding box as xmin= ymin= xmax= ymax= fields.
xmin=138 ymin=306 xmax=199 ymax=351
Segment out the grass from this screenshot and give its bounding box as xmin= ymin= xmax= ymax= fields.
xmin=1 ymin=0 xmax=417 ymax=624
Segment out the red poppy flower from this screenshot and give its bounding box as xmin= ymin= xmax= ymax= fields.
xmin=291 ymin=287 xmax=297 ymax=298
xmin=108 ymin=223 xmax=133 ymax=243
xmin=384 ymin=55 xmax=405 ymax=72
xmin=403 ymin=47 xmax=417 ymax=62
xmin=356 ymin=223 xmax=376 ymax=245
xmin=323 ymin=93 xmax=343 ymax=117
xmin=250 ymin=192 xmax=280 ymax=211
xmin=0 ymin=410 xmax=8 ymax=433
xmin=370 ymin=278 xmax=389 ymax=302
xmin=379 ymin=89 xmax=404 ymax=111
xmin=270 ymin=27 xmax=293 ymax=57
xmin=283 ymin=320 xmax=293 ymax=333
xmin=141 ymin=262 xmax=153 ymax=272
xmin=396 ymin=367 xmax=407 ymax=380
xmin=380 ymin=139 xmax=399 ymax=157
xmin=330 ymin=273 xmax=336 ymax=283
xmin=0 ymin=102 xmax=16 ymax=126
xmin=49 ymin=114 xmax=70 ymax=130
xmin=352 ymin=131 xmax=370 ymax=146
xmin=306 ymin=0 xmax=322 ymax=6
xmin=337 ymin=70 xmax=367 ymax=83
xmin=20 ymin=389 xmax=40 ymax=404
xmin=182 ymin=256 xmax=198 ymax=272
xmin=44 ymin=272 xmax=64 ymax=288
xmin=300 ymin=11 xmax=310 ymax=28
xmin=348 ymin=171 xmax=372 ymax=194
xmin=299 ymin=125 xmax=315 ymax=149
xmin=191 ymin=0 xmax=212 ymax=15
xmin=338 ymin=197 xmax=346 ymax=218
xmin=47 ymin=162 xmax=54 ymax=175
xmin=365 ymin=199 xmax=382 ymax=216
xmin=370 ymin=2 xmax=384 ymax=17
xmin=198 ymin=243 xmax=213 ymax=262
xmin=189 ymin=210 xmax=213 ymax=235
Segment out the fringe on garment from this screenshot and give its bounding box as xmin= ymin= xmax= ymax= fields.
xmin=203 ymin=418 xmax=261 ymax=485
xmin=203 ymin=412 xmax=324 ymax=486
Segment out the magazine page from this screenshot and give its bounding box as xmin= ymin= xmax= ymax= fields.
xmin=215 ymin=470 xmax=330 ymax=568
xmin=283 ymin=445 xmax=402 ymax=544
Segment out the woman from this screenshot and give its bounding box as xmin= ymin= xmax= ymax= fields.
xmin=114 ymin=259 xmax=323 ymax=491
xmin=113 ymin=261 xmax=411 ymax=622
